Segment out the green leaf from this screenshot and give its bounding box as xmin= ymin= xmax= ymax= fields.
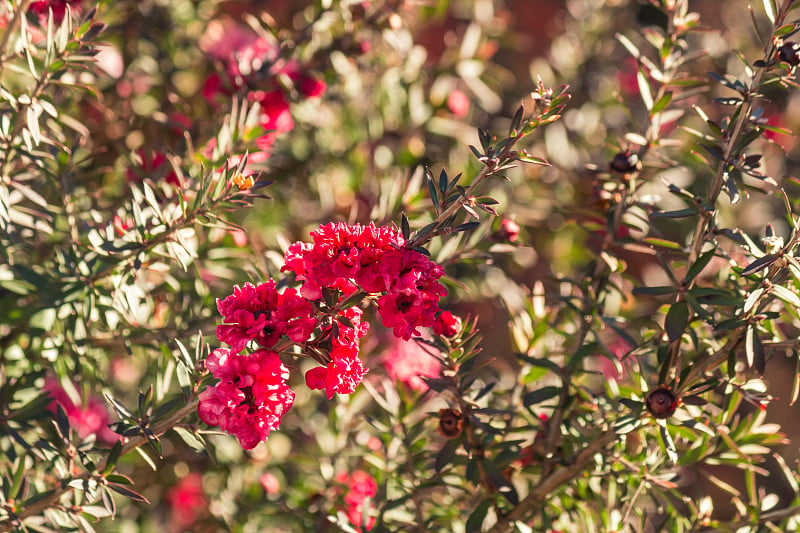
xmin=743 ymin=287 xmax=765 ymax=314
xmin=650 ymin=208 xmax=699 ymax=219
xmin=685 ymin=249 xmax=716 ymax=283
xmin=172 ymin=426 xmax=206 ymax=453
xmin=651 ymin=91 xmax=673 ymax=114
xmin=427 ymin=175 xmax=440 ymax=212
xmin=107 ymin=483 xmax=150 ymax=503
xmin=523 ymin=385 xmax=561 ymax=407
xmin=101 ymin=440 xmax=123 ymax=476
xmin=665 ymin=301 xmax=690 ymax=342
xmin=619 ymin=398 xmax=644 ymax=411
xmin=466 ymin=499 xmax=492 ymax=532
xmin=659 ymin=424 xmax=678 ymax=464
xmin=741 ymin=253 xmax=779 ymax=276
xmin=515 ymin=152 xmax=550 ymax=166
xmin=633 ymin=285 xmax=677 ymax=296
xmin=616 ymin=32 xmax=640 ymax=58
xmin=105 ymin=473 xmax=133 ymax=485
xmin=9 ymin=456 xmax=26 ymax=500
xmin=435 ymin=438 xmax=460 ymax=473
xmin=643 ymin=237 xmax=683 ymax=250
xmin=613 ymin=413 xmax=641 ymax=435
xmin=637 ymin=68 xmax=653 ymax=110
xmin=714 ymin=97 xmax=743 ymax=106
xmin=55 ymin=403 xmax=70 ymax=440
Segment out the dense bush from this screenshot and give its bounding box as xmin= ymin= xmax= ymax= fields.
xmin=4 ymin=0 xmax=800 ymax=531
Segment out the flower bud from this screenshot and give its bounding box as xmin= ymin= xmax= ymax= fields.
xmin=495 ymin=218 xmax=520 ymax=242
xmin=609 ymin=151 xmax=642 ymax=174
xmin=779 ymin=41 xmax=800 ymax=66
xmin=645 ymin=386 xmax=677 ymax=419
xmin=437 ymin=408 xmax=464 ymax=438
xmin=433 ymin=310 xmax=462 ymax=337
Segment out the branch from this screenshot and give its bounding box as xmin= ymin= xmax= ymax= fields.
xmin=488 ymin=428 xmax=618 ymax=532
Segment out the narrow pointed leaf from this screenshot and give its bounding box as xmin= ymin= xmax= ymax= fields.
xmin=665 ymin=301 xmax=690 ymax=342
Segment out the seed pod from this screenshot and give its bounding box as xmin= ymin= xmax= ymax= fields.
xmin=779 ymin=41 xmax=800 ymax=67
xmin=437 ymin=408 xmax=465 ymax=438
xmin=645 ymin=386 xmax=677 ymax=419
xmin=609 ymin=151 xmax=642 ymax=174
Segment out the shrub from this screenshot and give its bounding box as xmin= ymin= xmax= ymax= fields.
xmin=3 ymin=0 xmax=800 ymax=531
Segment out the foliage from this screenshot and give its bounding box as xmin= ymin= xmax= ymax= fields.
xmin=4 ymin=0 xmax=800 ymax=532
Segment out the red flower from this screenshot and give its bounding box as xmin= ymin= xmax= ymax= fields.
xmin=495 ymin=218 xmax=520 ymax=242
xmin=165 ymin=473 xmax=207 ymax=531
xmin=299 ymin=76 xmax=326 ymax=97
xmin=198 ymin=348 xmax=294 ymax=449
xmin=29 ymin=0 xmax=82 ymax=24
xmin=336 ymin=470 xmax=377 ymax=530
xmin=305 ymin=308 xmax=369 ymax=398
xmin=284 ymin=223 xmax=447 ymax=341
xmin=216 ymin=280 xmax=316 ymax=353
xmin=376 ymin=248 xmax=447 ymax=340
xmin=433 ymin=310 xmax=462 ymax=337
xmin=282 ymin=222 xmax=405 ymax=300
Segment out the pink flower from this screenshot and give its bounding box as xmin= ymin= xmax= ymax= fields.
xmin=250 ymin=90 xmax=294 ymax=134
xmin=376 ymin=248 xmax=447 ymax=340
xmin=447 ymin=89 xmax=470 ymax=118
xmin=282 ymin=222 xmax=405 ymax=300
xmin=200 ymin=19 xmax=278 ymax=88
xmin=112 ymin=215 xmax=132 ymax=237
xmin=165 ymin=473 xmax=207 ymax=531
xmin=198 ymin=348 xmax=295 ymax=449
xmin=215 ymin=280 xmax=317 ymax=353
xmin=382 ymin=336 xmax=441 ymax=390
xmin=496 ymin=218 xmax=520 ymax=242
xmin=44 ymin=379 xmax=116 ymax=443
xmin=260 ymin=472 xmax=280 ymax=495
xmin=229 ymin=229 xmax=248 ymax=247
xmin=433 ymin=310 xmax=462 ymax=337
xmin=305 ymin=308 xmax=369 ymax=398
xmin=336 ymin=470 xmax=377 ymax=530
xmin=29 ymin=0 xmax=82 ymax=24
xmin=283 ymin=223 xmax=447 ymax=341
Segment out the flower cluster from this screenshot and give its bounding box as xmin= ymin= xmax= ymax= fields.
xmin=215 ymin=279 xmax=316 ymax=354
xmin=283 ymin=222 xmax=447 ymax=340
xmin=200 ymin=18 xmax=325 ymax=156
xmin=197 ymin=348 xmax=294 ymax=449
xmin=199 ymin=222 xmax=452 ymax=449
xmin=305 ymin=306 xmax=370 ymax=399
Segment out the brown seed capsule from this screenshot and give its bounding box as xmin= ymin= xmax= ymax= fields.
xmin=609 ymin=151 xmax=642 ymax=174
xmin=437 ymin=408 xmax=464 ymax=438
xmin=779 ymin=41 xmax=800 ymax=67
xmin=646 ymin=386 xmax=677 ymax=419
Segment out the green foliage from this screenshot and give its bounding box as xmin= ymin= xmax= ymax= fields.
xmin=5 ymin=0 xmax=800 ymax=532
